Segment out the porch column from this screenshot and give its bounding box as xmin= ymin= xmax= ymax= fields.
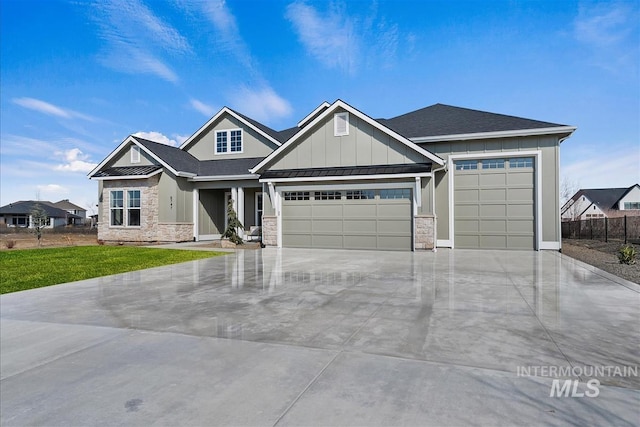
xmin=237 ymin=186 xmax=245 ymax=238
xmin=193 ymin=188 xmax=199 ymax=241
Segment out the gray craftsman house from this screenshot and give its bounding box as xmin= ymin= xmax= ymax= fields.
xmin=88 ymin=100 xmax=575 ymax=251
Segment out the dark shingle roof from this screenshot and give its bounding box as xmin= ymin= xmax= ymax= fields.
xmin=93 ymin=165 xmax=162 ymax=178
xmin=573 ymin=186 xmax=637 ymax=211
xmin=261 ymin=163 xmax=432 ymax=179
xmin=198 ymin=157 xmax=264 ymax=176
xmin=0 ymin=201 xmax=81 ymax=218
xmin=133 ymin=137 xmax=199 ymax=174
xmin=228 ymin=109 xmax=287 ymax=143
xmin=277 ymin=126 xmax=300 ymax=142
xmin=49 ymin=199 xmax=85 ymax=211
xmin=379 ymin=104 xmax=567 ymax=138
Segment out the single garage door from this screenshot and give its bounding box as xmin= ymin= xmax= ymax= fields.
xmin=282 ymin=189 xmax=412 ymax=251
xmin=454 ymin=157 xmax=535 ymax=249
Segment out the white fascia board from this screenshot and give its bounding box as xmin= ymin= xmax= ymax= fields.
xmin=251 ymin=100 xmax=445 ymax=174
xmin=87 ymin=136 xmax=138 ymax=178
xmin=189 ymin=174 xmax=259 ymax=182
xmin=410 ymin=126 xmax=577 ymax=143
xmin=297 ymin=101 xmax=330 ymax=127
xmin=87 ymin=136 xmax=184 ymax=178
xmin=90 ymin=168 xmax=163 ymax=181
xmin=179 ymin=107 xmax=282 ymax=150
xmin=259 ymin=172 xmax=432 ymax=184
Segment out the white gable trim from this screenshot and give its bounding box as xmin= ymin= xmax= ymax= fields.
xmin=179 ymin=107 xmax=282 ymax=150
xmin=411 ymin=126 xmax=576 ymax=143
xmin=297 ymin=101 xmax=330 ymax=128
xmin=88 ymin=136 xmax=138 ymax=178
xmin=250 ymin=100 xmax=445 ymax=174
xmin=87 ymin=136 xmax=185 ymax=179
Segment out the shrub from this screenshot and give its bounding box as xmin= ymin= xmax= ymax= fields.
xmin=222 ymin=199 xmax=244 ymax=245
xmin=618 ymin=245 xmax=637 ymax=265
xmin=4 ymin=240 xmax=16 ymax=249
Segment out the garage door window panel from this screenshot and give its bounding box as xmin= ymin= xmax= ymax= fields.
xmin=482 ymin=159 xmax=505 ymax=169
xmin=456 ymin=160 xmax=478 ymax=170
xmin=284 ymin=191 xmax=310 ymax=201
xmin=315 ymin=191 xmax=343 ymax=200
xmin=509 ymin=157 xmax=534 ymax=168
xmin=380 ymin=189 xmax=411 ymax=199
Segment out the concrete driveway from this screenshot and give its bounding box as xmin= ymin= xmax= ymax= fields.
xmin=1 ymin=248 xmax=639 ymax=426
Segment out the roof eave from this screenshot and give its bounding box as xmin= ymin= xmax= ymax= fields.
xmin=410 ymin=126 xmax=577 ymax=143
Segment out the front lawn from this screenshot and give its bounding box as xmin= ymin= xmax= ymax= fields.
xmin=0 ymin=246 xmax=227 ymax=294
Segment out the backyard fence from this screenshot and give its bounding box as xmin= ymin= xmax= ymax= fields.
xmin=561 ymin=216 xmax=640 ymax=244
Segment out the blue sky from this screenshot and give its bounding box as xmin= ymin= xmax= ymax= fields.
xmin=1 ymin=0 xmax=638 ymax=212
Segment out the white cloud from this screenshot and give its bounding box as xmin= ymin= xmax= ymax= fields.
xmin=286 ymin=1 xmax=358 ymax=74
xmin=92 ymin=0 xmax=191 ymax=82
xmin=574 ymin=3 xmax=634 ymax=46
xmin=54 ymin=148 xmax=98 ymax=173
xmin=230 ymin=86 xmax=293 ymax=124
xmin=562 ymin=146 xmax=640 ymax=190
xmin=173 ymin=134 xmax=189 ymax=145
xmin=285 ymin=1 xmax=402 ymax=75
xmin=12 ymin=98 xmax=96 ymax=121
xmin=133 ymin=131 xmax=179 ymax=146
xmin=190 ymin=98 xmax=216 ymax=117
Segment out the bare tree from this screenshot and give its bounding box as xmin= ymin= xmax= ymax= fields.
xmin=30 ymin=203 xmax=49 ymax=247
xmin=560 ymin=177 xmax=583 ymax=220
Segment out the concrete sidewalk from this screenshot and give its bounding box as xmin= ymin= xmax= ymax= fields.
xmin=2 ymin=248 xmax=639 ymax=425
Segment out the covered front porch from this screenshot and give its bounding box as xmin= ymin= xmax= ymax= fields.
xmin=194 ymin=183 xmax=263 ymax=241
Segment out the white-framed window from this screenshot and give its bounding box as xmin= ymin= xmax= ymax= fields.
xmin=315 ymin=191 xmax=342 ymax=200
xmin=110 ymin=189 xmax=141 ymax=227
xmin=346 ymin=190 xmax=375 ymax=200
xmin=131 ymin=146 xmax=140 ymax=163
xmin=334 ymin=112 xmax=349 ymax=136
xmin=455 ymin=160 xmax=478 ymax=170
xmin=624 ymin=202 xmax=640 ymax=209
xmin=283 ymin=191 xmax=310 ymax=201
xmin=482 ymin=159 xmax=505 ymax=169
xmin=215 ymin=129 xmax=243 ymax=154
xmin=380 ymin=189 xmax=411 ymax=199
xmin=509 ymin=157 xmax=533 ymax=168
xmin=11 ymin=215 xmax=29 ymax=227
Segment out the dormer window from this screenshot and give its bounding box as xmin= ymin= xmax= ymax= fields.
xmin=131 ymin=146 xmax=140 ymax=163
xmin=215 ymin=129 xmax=243 ymax=154
xmin=334 ymin=112 xmax=349 ymax=136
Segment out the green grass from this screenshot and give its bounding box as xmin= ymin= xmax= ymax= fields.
xmin=0 ymin=246 xmax=227 ymax=294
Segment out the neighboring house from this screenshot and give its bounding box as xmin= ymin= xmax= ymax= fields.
xmin=561 ymin=184 xmax=640 ymax=221
xmin=0 ymin=200 xmax=82 ymax=228
xmin=48 ymin=199 xmax=87 ymax=225
xmin=88 ymin=100 xmax=576 ymax=251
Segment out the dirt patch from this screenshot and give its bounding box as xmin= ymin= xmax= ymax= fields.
xmin=0 ymin=233 xmax=99 ymax=250
xmin=562 ymin=239 xmax=640 ymax=284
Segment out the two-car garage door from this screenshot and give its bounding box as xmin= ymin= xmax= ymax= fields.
xmin=282 ymin=189 xmax=412 ymax=251
xmin=454 ymin=157 xmax=535 ymax=250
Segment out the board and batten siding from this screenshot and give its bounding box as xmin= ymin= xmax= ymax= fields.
xmin=269 ymin=109 xmax=426 ymax=170
xmin=184 ymin=115 xmax=279 ymax=161
xmin=157 ymin=172 xmax=193 ymax=223
xmin=110 ymin=143 xmax=155 ymax=167
xmin=423 ymin=135 xmax=561 ymax=245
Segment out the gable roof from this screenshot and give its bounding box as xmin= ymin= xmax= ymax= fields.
xmin=251 ymin=100 xmax=445 ymax=173
xmin=197 ymin=157 xmax=264 ymax=178
xmin=92 ymin=165 xmax=163 ymax=178
xmin=133 ymin=137 xmax=199 ymax=174
xmin=50 ymin=199 xmax=86 ymax=211
xmin=380 ymin=104 xmax=575 ymax=142
xmin=570 ymin=185 xmax=637 ymax=212
xmin=179 ymin=107 xmax=283 ymax=150
xmin=0 ymin=201 xmax=81 ymax=218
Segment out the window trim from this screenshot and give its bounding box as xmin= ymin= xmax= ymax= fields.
xmin=624 ymin=202 xmax=640 ymax=210
xmin=215 ymin=129 xmax=243 ymax=154
xmin=109 ymin=189 xmax=142 ymax=228
xmin=130 ymin=146 xmax=141 ymax=163
xmin=334 ymin=112 xmax=349 ymax=137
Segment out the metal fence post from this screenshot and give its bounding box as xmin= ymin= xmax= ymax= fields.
xmin=590 ymin=219 xmax=593 ymax=240
xmin=624 ymin=215 xmax=627 ymax=244
xmin=605 ymin=217 xmax=608 ymax=242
